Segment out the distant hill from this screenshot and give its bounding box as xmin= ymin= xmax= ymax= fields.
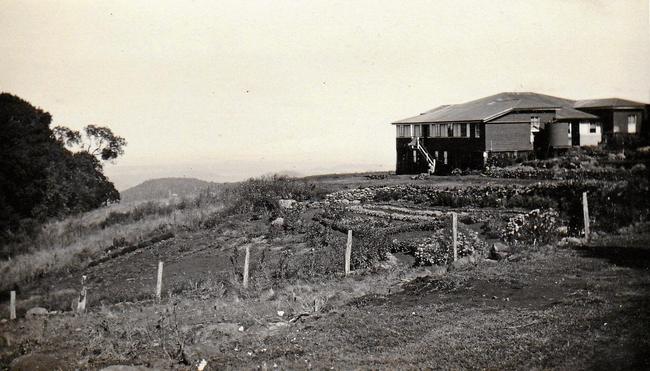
xmin=120 ymin=177 xmax=222 ymax=203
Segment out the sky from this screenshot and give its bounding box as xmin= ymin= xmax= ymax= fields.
xmin=1 ymin=0 xmax=649 ymax=190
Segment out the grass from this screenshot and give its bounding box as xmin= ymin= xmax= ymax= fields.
xmin=6 ymin=236 xmax=645 ymax=369
xmin=0 ymin=175 xmax=329 ymax=294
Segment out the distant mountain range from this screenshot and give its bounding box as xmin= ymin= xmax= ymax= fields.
xmin=120 ymin=177 xmax=223 ymax=203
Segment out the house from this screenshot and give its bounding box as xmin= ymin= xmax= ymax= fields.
xmin=392 ymin=92 xmax=606 ymax=174
xmin=573 ymin=98 xmax=646 ymax=140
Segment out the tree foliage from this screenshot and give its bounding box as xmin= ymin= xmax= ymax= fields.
xmin=0 ymin=92 xmax=124 ymax=246
xmin=53 ymin=124 xmax=126 ymax=161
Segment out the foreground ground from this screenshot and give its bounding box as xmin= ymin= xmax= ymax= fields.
xmin=0 ymin=172 xmax=649 ymax=369
xmin=1 ymin=229 xmax=649 ymax=370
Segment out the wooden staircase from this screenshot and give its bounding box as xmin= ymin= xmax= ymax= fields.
xmin=409 ymin=137 xmax=436 ymax=174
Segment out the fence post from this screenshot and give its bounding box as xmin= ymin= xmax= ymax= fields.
xmin=9 ymin=291 xmax=16 ymax=320
xmin=345 ymin=230 xmax=353 ymax=276
xmin=452 ymin=212 xmax=458 ymax=262
xmin=243 ymin=245 xmax=250 ymax=289
xmin=582 ymin=192 xmax=590 ymax=241
xmin=77 ymin=275 xmax=87 ymax=313
xmin=156 ymin=261 xmax=163 ymax=301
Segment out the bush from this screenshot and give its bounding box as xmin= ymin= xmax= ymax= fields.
xmin=352 ymin=229 xmax=392 ymax=270
xmin=502 ymin=209 xmax=562 ymax=245
xmin=222 ymin=175 xmax=327 ymax=216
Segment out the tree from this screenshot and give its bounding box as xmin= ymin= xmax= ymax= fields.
xmin=53 ymin=124 xmax=127 ymax=161
xmin=0 ymin=93 xmax=55 ymax=236
xmin=0 ymin=92 xmax=125 ymax=248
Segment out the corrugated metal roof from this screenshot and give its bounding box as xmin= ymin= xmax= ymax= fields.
xmin=393 ymin=92 xmax=577 ymax=124
xmin=554 ymin=107 xmax=599 ymax=120
xmin=574 ymin=98 xmax=647 ymax=109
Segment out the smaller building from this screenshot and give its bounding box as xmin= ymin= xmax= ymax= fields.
xmin=574 ymin=98 xmax=646 ymax=139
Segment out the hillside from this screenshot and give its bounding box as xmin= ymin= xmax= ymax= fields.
xmin=120 ymin=177 xmax=221 ymax=203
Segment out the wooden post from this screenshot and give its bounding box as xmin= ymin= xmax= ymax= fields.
xmin=243 ymin=245 xmax=250 ymax=289
xmin=452 ymin=212 xmax=458 ymax=261
xmin=156 ymin=261 xmax=163 ymax=301
xmin=345 ymin=230 xmax=353 ymax=276
xmin=9 ymin=291 xmax=16 ymax=320
xmin=582 ymin=192 xmax=590 ymax=240
xmin=76 ymin=275 xmax=87 ymax=313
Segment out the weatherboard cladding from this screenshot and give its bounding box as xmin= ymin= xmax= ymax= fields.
xmin=484 ymin=123 xmax=533 ymax=152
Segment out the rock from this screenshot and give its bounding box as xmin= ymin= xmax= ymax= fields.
xmin=25 ymin=307 xmax=48 ymax=319
xmin=270 ymin=217 xmax=284 ymax=228
xmin=556 ymin=226 xmax=569 ymax=236
xmin=558 ymin=237 xmax=585 ymax=247
xmin=10 ymin=353 xmax=67 ymax=371
xmin=489 ymin=242 xmax=511 ymax=260
xmin=278 ymin=199 xmax=297 ymax=209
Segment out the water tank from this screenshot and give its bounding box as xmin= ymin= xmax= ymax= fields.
xmin=548 ymin=122 xmax=570 ymax=148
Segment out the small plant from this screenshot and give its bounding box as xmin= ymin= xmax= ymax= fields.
xmin=502 ymin=209 xmax=562 ymax=245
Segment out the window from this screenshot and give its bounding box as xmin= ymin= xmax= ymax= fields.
xmin=628 ymin=115 xmax=637 ymax=133
xmin=589 ymin=123 xmax=597 ymax=134
xmin=460 ymin=123 xmax=467 ymax=137
xmin=474 ymin=123 xmax=481 ymax=138
xmin=443 ymin=151 xmax=448 ymax=165
xmin=530 ymin=116 xmax=541 ymax=132
xmin=396 ymin=125 xmax=411 ymax=137
xmin=440 ymin=123 xmax=448 ymax=137
xmin=430 ymin=124 xmax=439 ymax=137
xmin=452 ymin=123 xmax=461 ymax=137
xmin=413 ymin=124 xmax=422 ymax=137
xmin=422 ymin=124 xmax=429 ymax=138
xmin=447 ymin=124 xmax=454 ymax=137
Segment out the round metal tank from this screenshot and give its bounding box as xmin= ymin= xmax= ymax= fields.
xmin=548 ymin=122 xmax=570 ymax=148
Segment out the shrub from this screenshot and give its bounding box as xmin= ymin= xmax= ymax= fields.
xmin=502 ymin=209 xmax=562 ymax=245
xmin=222 ymin=175 xmax=327 ymax=216
xmin=351 ymin=229 xmax=392 ymax=270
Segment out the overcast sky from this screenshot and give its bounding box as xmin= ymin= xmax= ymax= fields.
xmin=2 ymin=0 xmax=649 ymax=190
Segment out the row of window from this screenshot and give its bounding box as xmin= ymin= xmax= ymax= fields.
xmin=397 ymin=123 xmax=480 ymax=138
xmin=613 ymin=115 xmax=637 ymax=133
